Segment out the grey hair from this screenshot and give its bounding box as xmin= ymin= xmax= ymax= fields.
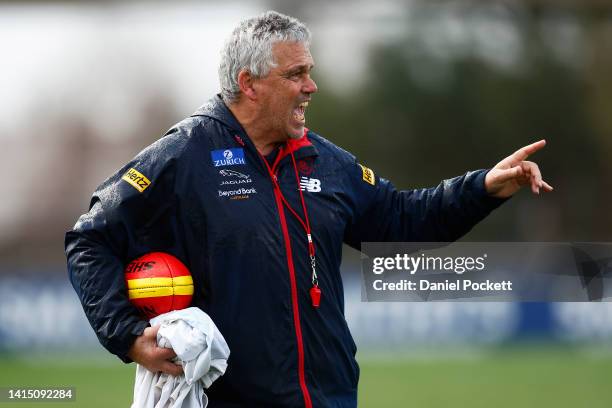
xmin=219 ymin=11 xmax=311 ymax=104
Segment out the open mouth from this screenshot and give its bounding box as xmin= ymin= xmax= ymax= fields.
xmin=292 ymin=101 xmax=309 ymax=123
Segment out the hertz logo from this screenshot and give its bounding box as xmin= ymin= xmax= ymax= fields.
xmin=122 ymin=168 xmax=151 ymax=193
xmin=358 ymin=164 xmax=375 ymax=186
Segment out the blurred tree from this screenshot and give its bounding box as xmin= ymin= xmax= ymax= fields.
xmin=308 ymin=1 xmax=612 ymax=241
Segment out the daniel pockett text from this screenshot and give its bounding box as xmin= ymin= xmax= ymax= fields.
xmin=370 ymin=252 xmax=512 ymax=294
xmin=360 ymin=243 xmax=612 ymax=302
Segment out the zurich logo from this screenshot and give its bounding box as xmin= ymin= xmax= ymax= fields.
xmin=211 ymin=148 xmax=246 ymax=167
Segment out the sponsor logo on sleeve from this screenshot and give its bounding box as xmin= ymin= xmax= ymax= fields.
xmin=122 ymin=168 xmax=151 ymax=192
xmin=211 ymin=148 xmax=246 ymax=167
xmin=358 ymin=164 xmax=375 ymax=186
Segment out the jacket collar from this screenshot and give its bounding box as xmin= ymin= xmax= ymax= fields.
xmin=191 ymin=94 xmax=246 ymax=135
xmin=191 ymin=94 xmax=318 ymax=161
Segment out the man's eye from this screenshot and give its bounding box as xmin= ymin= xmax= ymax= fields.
xmin=285 ymin=71 xmax=303 ymax=79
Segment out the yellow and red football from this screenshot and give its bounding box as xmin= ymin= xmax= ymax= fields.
xmin=125 ymin=252 xmax=193 ymax=319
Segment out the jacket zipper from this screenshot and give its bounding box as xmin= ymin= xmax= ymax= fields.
xmin=251 ymin=136 xmax=314 ymax=408
xmin=271 ymin=180 xmax=313 ymax=408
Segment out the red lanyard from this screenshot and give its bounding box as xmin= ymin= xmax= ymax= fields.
xmin=259 ymin=148 xmax=321 ymax=308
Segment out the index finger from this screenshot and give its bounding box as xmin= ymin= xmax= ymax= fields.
xmin=512 ymin=139 xmax=546 ymax=161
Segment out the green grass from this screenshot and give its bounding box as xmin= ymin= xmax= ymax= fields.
xmin=1 ymin=347 xmax=611 ymax=407
xmin=0 ymin=353 xmax=134 ymax=407
xmin=358 ymin=347 xmax=612 ymax=408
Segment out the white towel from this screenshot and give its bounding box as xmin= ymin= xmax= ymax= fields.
xmin=131 ymin=307 xmax=230 ymax=408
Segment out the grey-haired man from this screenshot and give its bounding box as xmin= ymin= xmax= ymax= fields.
xmin=67 ymin=10 xmax=552 ymax=408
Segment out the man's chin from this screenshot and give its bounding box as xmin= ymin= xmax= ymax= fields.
xmin=288 ymin=125 xmax=305 ymax=140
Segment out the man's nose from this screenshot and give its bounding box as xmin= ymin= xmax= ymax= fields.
xmin=303 ymin=76 xmax=318 ymax=94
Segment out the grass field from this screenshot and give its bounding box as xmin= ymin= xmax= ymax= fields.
xmin=1 ymin=347 xmax=611 ymax=407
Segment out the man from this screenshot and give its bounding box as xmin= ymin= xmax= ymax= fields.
xmin=65 ymin=11 xmax=552 ymax=408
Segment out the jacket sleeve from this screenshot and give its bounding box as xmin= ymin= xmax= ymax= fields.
xmin=343 ymin=161 xmax=507 ymax=248
xmin=65 ymin=141 xmax=180 ymax=362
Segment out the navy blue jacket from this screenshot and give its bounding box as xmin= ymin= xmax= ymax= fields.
xmin=65 ymin=95 xmax=505 ymax=407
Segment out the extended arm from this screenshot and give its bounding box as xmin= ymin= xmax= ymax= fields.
xmin=344 ymin=140 xmax=551 ymax=247
xmin=344 ymin=169 xmax=503 ymax=246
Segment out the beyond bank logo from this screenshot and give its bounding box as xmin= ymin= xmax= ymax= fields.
xmin=211 ymin=148 xmax=246 ymax=167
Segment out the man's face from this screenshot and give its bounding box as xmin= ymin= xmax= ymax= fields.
xmin=254 ymin=41 xmax=318 ymax=140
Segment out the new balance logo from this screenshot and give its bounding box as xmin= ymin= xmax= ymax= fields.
xmin=299 ymin=177 xmax=321 ymax=192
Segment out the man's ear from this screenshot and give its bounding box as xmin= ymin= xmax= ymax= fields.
xmin=237 ymin=69 xmax=257 ymax=101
